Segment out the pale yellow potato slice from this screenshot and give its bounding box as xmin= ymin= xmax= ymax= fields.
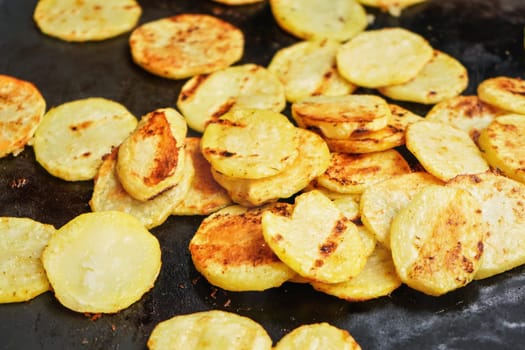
xmin=177 ymin=64 xmax=285 ymax=133
xmin=0 ymin=75 xmax=46 ymax=158
xmin=356 ymin=0 xmax=426 ymax=16
xmin=116 ymin=108 xmax=187 ymax=201
xmin=262 ymin=190 xmax=367 ymax=283
xmin=211 ymin=128 xmax=330 ymax=207
xmin=478 ymin=114 xmax=525 ymax=184
xmin=360 ymin=172 xmax=443 ymax=249
xmin=129 ymin=14 xmax=244 ymax=80
xmin=311 ymin=245 xmax=401 ymax=302
xmin=33 ymin=0 xmax=141 ymax=42
xmin=269 ymin=0 xmax=367 ymax=42
xmin=42 ymin=211 xmax=161 ymax=313
xmin=316 ymin=149 xmax=411 ymax=194
xmin=189 ymin=204 xmax=296 ymax=292
xmin=332 ymin=194 xmax=362 ymax=221
xmin=0 ymin=217 xmax=55 ymax=303
xmin=147 ymin=310 xmax=272 ymax=350
xmin=292 ymin=94 xmax=390 ymax=139
xmin=267 ymin=40 xmax=357 ymax=103
xmin=477 ymin=76 xmax=525 ymax=114
xmin=201 ymin=109 xmax=298 ymax=179
xmin=273 ymin=323 xmax=362 ymax=350
xmin=33 ymin=97 xmax=137 ymax=181
xmin=336 ymin=27 xmax=433 ymax=88
xmin=390 ymin=185 xmax=485 ymax=296
xmin=378 ymin=50 xmax=468 ymax=104
xmin=90 ymin=148 xmax=194 ymax=229
xmin=406 ymin=120 xmax=489 ymax=181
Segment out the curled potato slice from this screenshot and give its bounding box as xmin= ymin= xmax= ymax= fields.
xmin=274 ymin=322 xmax=362 ymax=350
xmin=477 ymin=76 xmax=525 ymax=115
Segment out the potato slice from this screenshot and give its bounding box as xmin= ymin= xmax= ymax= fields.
xmin=147 ymin=310 xmax=272 ymax=350
xmin=356 ymin=0 xmax=426 ymax=16
xmin=478 ymin=114 xmax=525 ymax=184
xmin=316 ymin=149 xmax=411 ymax=194
xmin=33 ymin=97 xmax=137 ymax=181
xmin=0 ymin=217 xmax=55 ymax=303
xmin=390 ymin=186 xmax=485 ymax=296
xmin=477 ymin=76 xmax=525 ymax=114
xmin=273 ymin=323 xmax=361 ymax=350
xmin=129 ymin=14 xmax=244 ymax=79
xmin=332 ymin=194 xmax=362 ymax=221
xmin=267 ymin=40 xmax=357 ymax=103
xmin=177 ymin=64 xmax=285 ymax=133
xmin=211 ymin=128 xmax=330 ymax=207
xmin=33 ymin=0 xmax=141 ymax=42
xmin=0 ymin=75 xmax=46 ymax=158
xmin=262 ymin=190 xmax=367 ymax=283
xmin=201 ymin=109 xmax=298 ymax=179
xmin=212 ymin=0 xmax=263 ymax=4
xmin=360 ymin=172 xmax=443 ymax=249
xmin=406 ymin=120 xmax=489 ymax=181
xmin=42 ymin=211 xmax=161 ymax=313
xmin=269 ymin=0 xmax=367 ymax=42
xmin=378 ymin=50 xmax=468 ymax=104
xmin=292 ymin=94 xmax=390 ymax=139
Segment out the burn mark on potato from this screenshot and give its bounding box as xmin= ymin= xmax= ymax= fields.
xmin=179 ymin=74 xmax=210 ymax=101
xmin=69 ymin=120 xmax=94 ymax=132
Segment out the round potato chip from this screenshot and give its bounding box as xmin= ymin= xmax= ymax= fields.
xmin=129 ymin=14 xmax=244 ymax=80
xmin=477 ymin=76 xmax=525 ymax=115
xmin=274 ymin=322 xmax=362 ymax=350
xmin=33 ymin=0 xmax=142 ymax=42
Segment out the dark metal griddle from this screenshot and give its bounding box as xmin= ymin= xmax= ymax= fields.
xmin=1 ymin=0 xmax=525 ymax=349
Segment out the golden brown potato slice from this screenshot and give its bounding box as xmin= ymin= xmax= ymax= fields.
xmin=356 ymin=0 xmax=426 ymax=16
xmin=33 ymin=0 xmax=142 ymax=42
xmin=42 ymin=211 xmax=161 ymax=313
xmin=0 ymin=75 xmax=46 ymax=158
xmin=129 ymin=14 xmax=244 ymax=79
xmin=336 ymin=27 xmax=433 ymax=88
xmin=390 ymin=186 xmax=485 ymax=296
xmin=406 ymin=120 xmax=489 ymax=181
xmin=477 ymin=76 xmax=525 ymax=115
xmin=273 ymin=322 xmax=362 ymax=350
xmin=147 ymin=310 xmax=272 ymax=350
xmin=177 ymin=64 xmax=285 ymax=133
xmin=0 ymin=217 xmax=55 ymax=303
xmin=316 ymin=149 xmax=411 ymax=194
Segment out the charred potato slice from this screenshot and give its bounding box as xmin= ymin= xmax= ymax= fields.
xmin=477 ymin=76 xmax=525 ymax=115
xmin=274 ymin=322 xmax=362 ymax=350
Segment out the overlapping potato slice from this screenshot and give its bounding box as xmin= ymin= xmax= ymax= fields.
xmin=33 ymin=0 xmax=142 ymax=42
xmin=356 ymin=0 xmax=427 ymax=16
xmin=33 ymin=97 xmax=137 ymax=181
xmin=116 ymin=108 xmax=187 ymax=201
xmin=390 ymin=186 xmax=485 ymax=296
xmin=147 ymin=310 xmax=272 ymax=350
xmin=0 ymin=217 xmax=55 ymax=303
xmin=316 ymin=149 xmax=411 ymax=195
xmin=273 ymin=322 xmax=362 ymax=350
xmin=42 ymin=211 xmax=161 ymax=313
xmin=129 ymin=14 xmax=244 ymax=79
xmin=177 ymin=64 xmax=285 ymax=133
xmin=360 ymin=172 xmax=443 ymax=249
xmin=337 ymin=27 xmax=433 ymax=88
xmin=378 ymin=50 xmax=468 ymax=104
xmin=189 ymin=204 xmax=296 ymax=291
xmin=406 ymin=120 xmax=489 ymax=181
xmin=262 ymin=190 xmax=367 ymax=283
xmin=0 ymin=75 xmax=46 ymax=158
xmin=201 ymin=109 xmax=298 ymax=179
xmin=269 ymin=0 xmax=367 ymax=42
xmin=447 ymin=172 xmax=525 ymax=279
xmin=89 ymin=148 xmax=194 ymax=229
xmin=292 ymin=94 xmax=390 ymax=139
xmin=267 ymin=40 xmax=357 ymax=103
xmin=211 ymin=128 xmax=330 ymax=207
xmin=332 ymin=194 xmax=362 ymax=221
xmin=478 ymin=114 xmax=525 ymax=184
xmin=477 ymin=76 xmax=525 ymax=114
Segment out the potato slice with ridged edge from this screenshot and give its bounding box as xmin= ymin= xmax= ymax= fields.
xmin=33 ymin=97 xmax=137 ymax=181
xmin=390 ymin=185 xmax=485 ymax=296
xmin=406 ymin=120 xmax=489 ymax=181
xmin=147 ymin=310 xmax=272 ymax=350
xmin=273 ymin=323 xmax=362 ymax=350
xmin=201 ymin=109 xmax=298 ymax=179
xmin=42 ymin=211 xmax=161 ymax=313
xmin=477 ymin=76 xmax=525 ymax=115
xmin=478 ymin=114 xmax=525 ymax=184
xmin=177 ymin=64 xmax=285 ymax=133
xmin=356 ymin=0 xmax=426 ymax=17
xmin=262 ymin=190 xmax=367 ymax=283
xmin=0 ymin=217 xmax=55 ymax=303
